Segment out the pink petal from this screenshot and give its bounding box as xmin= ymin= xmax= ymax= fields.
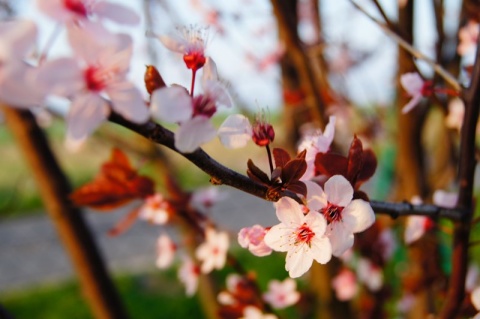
xmin=401 ymin=94 xmax=422 ymax=114
xmin=0 ymin=19 xmax=37 ymax=57
xmin=404 ymin=215 xmax=427 ymax=244
xmin=218 ymin=114 xmax=252 ymax=148
xmin=305 ymin=181 xmax=327 ymax=211
xmin=150 ymin=86 xmax=192 ymax=123
xmin=175 ymin=116 xmax=216 ymax=152
xmin=324 ymin=175 xmax=353 ymax=207
xmin=35 ymin=58 xmax=83 ymax=96
xmin=264 ymin=224 xmax=291 ymax=252
xmin=328 ymin=223 xmax=354 ymax=257
xmin=275 ymin=197 xmax=303 ymax=226
xmin=342 ymin=199 xmax=375 ymax=233
xmin=0 ymin=64 xmax=44 ymax=108
xmin=93 ymin=2 xmax=140 ymax=25
xmin=309 ymin=236 xmax=332 ymax=264
xmin=400 ymin=72 xmax=424 ymax=96
xmin=36 ymin=0 xmax=80 ymax=23
xmin=432 ymin=190 xmax=458 ymax=208
xmin=303 ymin=211 xmax=327 ymax=236
xmin=158 ymin=34 xmax=187 ymax=53
xmin=285 ymin=244 xmax=314 ymax=278
xmin=66 ymin=92 xmax=109 ymax=142
xmin=472 ymin=286 xmax=480 ymax=310
xmin=202 ymin=57 xmax=218 ymax=82
xmin=107 ymin=81 xmax=149 ymax=123
xmin=204 ymin=79 xmax=233 ymax=108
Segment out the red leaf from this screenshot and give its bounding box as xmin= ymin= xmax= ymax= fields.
xmin=70 ymin=148 xmax=155 ymax=210
xmin=347 ymin=136 xmax=364 ymax=183
xmin=357 ymin=149 xmax=377 ymax=184
xmin=315 ymin=152 xmax=348 ymax=177
xmin=287 ymin=180 xmax=307 ymax=197
xmin=296 ymin=149 xmax=307 ymax=160
xmin=273 ymin=148 xmax=291 ymax=168
xmin=283 ymin=158 xmax=307 ymax=182
xmin=247 ymin=159 xmax=270 ymax=185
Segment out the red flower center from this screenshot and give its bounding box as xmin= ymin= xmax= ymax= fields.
xmin=295 ymin=223 xmax=315 ymax=245
xmin=322 ymin=202 xmax=344 ymax=223
xmin=183 ymin=52 xmax=206 ymax=72
xmin=252 ymin=121 xmax=275 ymax=146
xmin=192 ymin=94 xmax=217 ymax=118
xmin=84 ymin=66 xmax=109 ymax=92
xmin=63 ymin=0 xmax=88 ymax=17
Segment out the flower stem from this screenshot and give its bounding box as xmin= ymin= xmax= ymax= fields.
xmin=266 ymin=144 xmax=274 ymax=174
xmin=190 ymin=69 xmax=197 ymax=97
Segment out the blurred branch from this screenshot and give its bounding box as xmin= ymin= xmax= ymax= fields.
xmin=438 ymin=23 xmax=480 ymax=319
xmin=348 ymin=0 xmax=461 ymax=91
xmin=371 ymin=0 xmax=397 ymax=31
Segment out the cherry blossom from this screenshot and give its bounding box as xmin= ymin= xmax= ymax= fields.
xmin=331 ymin=268 xmax=358 ymax=301
xmin=155 ymin=233 xmax=176 ymax=269
xmin=190 ymin=186 xmax=225 ymax=213
xmin=433 ymin=190 xmax=458 ymax=208
xmin=458 ymin=20 xmax=479 ymax=56
xmin=297 ymin=116 xmax=336 ymax=180
xmin=445 ymin=98 xmax=465 ymax=131
xmin=306 ymin=175 xmax=375 ymax=257
xmin=138 ymin=193 xmax=171 ymax=225
xmin=264 ymin=196 xmax=332 ymax=278
xmin=240 ymin=306 xmax=277 ymax=319
xmin=400 ymin=72 xmax=432 ymax=114
xmin=150 ymin=58 xmax=233 ymax=153
xmin=157 ymin=25 xmax=209 ymax=72
xmin=471 ymin=286 xmax=480 ymax=319
xmin=36 ymin=0 xmax=140 ymax=42
xmin=218 ymin=111 xmax=275 ymax=149
xmin=36 ymin=28 xmax=149 ymax=150
xmin=238 ymin=225 xmax=272 ymax=257
xmin=178 ymin=256 xmax=200 ymax=296
xmin=195 ymin=227 xmax=229 ymax=274
xmin=262 ymin=278 xmax=300 ymax=309
xmin=217 ymin=274 xmax=242 ymax=305
xmin=0 ymin=19 xmax=44 ymax=107
xmin=357 ymin=258 xmax=383 ymax=292
xmin=404 ymin=215 xmax=433 ymax=244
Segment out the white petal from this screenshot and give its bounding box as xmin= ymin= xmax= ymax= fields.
xmin=309 ymin=236 xmax=332 ymax=264
xmin=0 ymin=64 xmax=44 ymax=107
xmin=66 ymin=92 xmax=109 ymax=142
xmin=158 ymin=34 xmax=187 ymax=53
xmin=432 ymin=190 xmax=458 ymax=208
xmin=218 ymin=114 xmax=252 ymax=148
xmin=107 ymin=81 xmax=149 ymax=123
xmin=175 ymin=117 xmax=216 ymax=153
xmin=275 ymin=197 xmax=304 ymax=226
xmin=305 ymin=181 xmax=327 ymax=211
xmin=150 ymin=86 xmax=192 ymax=123
xmin=472 ymin=286 xmax=480 ymax=310
xmin=204 ymin=80 xmax=233 ymax=108
xmin=400 ymin=72 xmax=424 ymax=96
xmin=285 ymin=244 xmax=314 ymax=278
xmin=324 ymin=175 xmax=353 ymax=207
xmin=401 ymin=95 xmax=422 ymax=114
xmin=264 ymin=224 xmax=291 ymax=252
xmin=303 ymin=211 xmax=327 ymax=236
xmin=202 ymin=57 xmax=218 ymax=82
xmin=35 ymin=58 xmax=83 ymax=96
xmin=342 ymin=199 xmax=375 ymax=233
xmin=329 ymin=223 xmax=354 ymax=257
xmin=93 ymin=2 xmax=140 ymax=25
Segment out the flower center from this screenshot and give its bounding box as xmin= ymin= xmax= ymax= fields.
xmin=322 ymin=202 xmax=344 ymax=223
xmin=183 ymin=52 xmax=206 ymax=71
xmin=295 ymin=223 xmax=315 ymax=246
xmin=192 ymin=94 xmax=217 ymax=118
xmin=83 ymin=65 xmax=117 ymax=92
xmin=252 ymin=121 xmax=275 ymax=146
xmin=63 ymin=0 xmax=89 ymax=17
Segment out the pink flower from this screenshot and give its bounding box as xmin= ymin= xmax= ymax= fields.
xmin=150 ymin=58 xmax=232 ymax=152
xmin=155 ymin=233 xmax=176 ymax=269
xmin=297 ymin=116 xmax=336 ymax=180
xmin=217 ymin=274 xmax=242 ymax=305
xmin=36 ymin=0 xmax=139 ymax=42
xmin=178 ymin=256 xmax=200 ymax=296
xmin=0 ymin=20 xmax=44 ymax=107
xmin=195 ymin=227 xmax=229 ymax=274
xmin=471 ymin=286 xmax=480 ymax=318
xmin=238 ymin=225 xmax=272 ymax=257
xmin=445 ymin=98 xmax=465 ymax=131
xmin=264 ymin=197 xmax=332 ymax=278
xmin=400 ymin=72 xmax=432 ymax=114
xmin=306 ymin=175 xmax=375 ymax=257
xmin=458 ymin=20 xmax=479 ymax=56
xmin=331 ymin=268 xmax=358 ymax=301
xmin=466 ymin=264 xmax=479 ymax=292
xmin=157 ymin=25 xmax=209 ymax=72
xmin=262 ymin=278 xmax=300 ymax=309
xmin=240 ymin=306 xmax=277 ymax=319
xmin=36 ymin=28 xmax=149 ymax=149
xmin=404 ymin=215 xmax=433 ymax=244
xmin=139 ymin=193 xmax=171 ymax=225
xmin=190 ymin=186 xmax=225 ymax=213
xmin=357 ymin=258 xmax=383 ymax=292
xmin=433 ymin=190 xmax=458 ymax=208
xmin=218 ymin=111 xmax=275 ymax=149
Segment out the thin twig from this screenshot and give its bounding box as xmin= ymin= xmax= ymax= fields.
xmin=349 ymin=0 xmax=461 ymax=91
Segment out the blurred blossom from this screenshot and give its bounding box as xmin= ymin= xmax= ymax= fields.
xmin=357 ymin=258 xmax=383 ymax=292
xmin=404 ymin=215 xmax=433 ymax=244
xmin=238 ymin=225 xmax=272 ymax=257
xmin=458 ymin=20 xmax=479 ymax=56
xmin=240 ymin=306 xmax=277 ymax=319
xmin=432 ymin=190 xmax=458 ymax=208
xmin=139 ymin=193 xmax=171 ymax=225
xmin=178 ymin=256 xmax=200 ymax=296
xmin=155 ymin=233 xmax=176 ymax=269
xmin=400 ymin=72 xmax=431 ymax=114
xmin=195 ymin=227 xmax=229 ymax=273
xmin=190 ymin=186 xmax=225 ymax=213
xmin=445 ymin=98 xmax=464 ymax=131
xmin=262 ymin=278 xmax=300 ymax=309
xmin=332 ymin=268 xmax=358 ymax=301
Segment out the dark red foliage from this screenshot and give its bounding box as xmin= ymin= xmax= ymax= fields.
xmin=70 ymin=148 xmax=155 ymax=210
xmin=144 ymin=65 xmax=166 ymax=95
xmin=314 ymin=136 xmax=377 ymax=200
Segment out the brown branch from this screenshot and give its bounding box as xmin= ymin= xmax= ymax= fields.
xmin=438 ymin=24 xmax=480 ymax=319
xmin=370 ymin=200 xmax=466 ymax=221
xmin=371 ymin=0 xmax=397 ymax=31
xmin=2 ymin=107 xmax=129 ymax=319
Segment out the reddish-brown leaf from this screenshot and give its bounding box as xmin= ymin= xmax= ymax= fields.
xmin=282 ymin=158 xmax=307 ymax=182
xmin=357 ymin=149 xmax=377 ymax=184
xmin=108 ymin=207 xmax=141 ymax=236
xmin=315 ymin=152 xmax=348 ymax=177
xmin=70 ymin=148 xmax=155 ymax=210
xmin=144 ymin=65 xmax=166 ymax=95
xmin=296 ymin=149 xmax=307 ymax=160
xmin=347 ymin=136 xmax=364 ymax=183
xmin=273 ymin=148 xmax=291 ymax=168
xmin=286 ymin=180 xmax=307 ymax=197
xmin=246 ymin=159 xmax=270 ymax=185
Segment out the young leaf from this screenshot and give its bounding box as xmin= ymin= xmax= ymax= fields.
xmin=247 ymin=159 xmax=270 ymax=185
xmin=273 ymin=148 xmax=291 ymax=168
